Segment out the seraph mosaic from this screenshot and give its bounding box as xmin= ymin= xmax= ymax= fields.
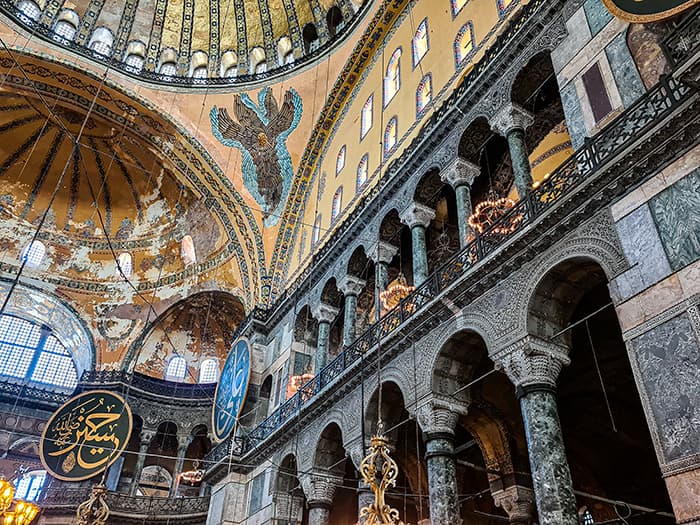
xmin=211 ymin=88 xmax=303 ymax=227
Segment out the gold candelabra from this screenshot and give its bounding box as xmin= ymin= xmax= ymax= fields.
xmin=0 ymin=477 xmax=40 ymax=525
xmin=75 ymin=484 xmax=110 ymax=525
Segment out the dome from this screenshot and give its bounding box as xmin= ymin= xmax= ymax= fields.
xmin=5 ymin=0 xmax=369 ymax=86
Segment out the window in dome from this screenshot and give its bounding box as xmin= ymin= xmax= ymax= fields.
xmin=384 ymin=117 xmax=398 ymax=158
xmin=53 ymin=10 xmax=79 ymax=41
xmin=181 ymin=235 xmax=196 ymax=266
xmin=193 ymin=66 xmax=208 ymax=78
xmin=412 ymin=19 xmax=429 ymax=67
xmin=117 ymin=252 xmax=132 ymax=278
xmin=14 ymin=471 xmax=46 ymax=502
xmin=20 ymin=240 xmax=45 ymax=268
xmin=125 ymin=53 xmax=144 ymax=71
xmin=312 ymin=215 xmax=322 ymax=246
xmin=159 ymin=48 xmax=178 ymax=77
xmin=451 ymin=0 xmax=468 ymax=16
xmin=361 ymin=94 xmax=373 ymax=140
xmin=302 ymin=23 xmax=319 ymax=53
xmin=454 ymin=22 xmax=475 ymax=68
xmin=278 ymin=37 xmax=294 ymax=66
xmin=124 ymin=41 xmax=146 ymax=72
xmin=0 ymin=314 xmax=78 ymax=390
xmin=190 ymin=51 xmax=208 ymax=79
xmin=88 ymin=27 xmax=114 ymax=57
xmin=199 ymin=359 xmax=219 ymax=383
xmin=224 ymin=65 xmax=238 ymax=77
xmin=417 ymin=73 xmax=433 ymax=115
xmin=220 ymin=50 xmax=238 ymax=77
xmin=498 ymin=0 xmax=516 ymax=16
xmin=336 ymin=146 xmax=346 ymax=175
xmin=356 ymin=154 xmax=369 ymax=193
xmin=326 ymin=6 xmax=343 ymax=37
xmin=165 ymin=356 xmax=187 ymax=382
xmin=581 ymin=510 xmax=594 ymax=525
xmin=160 ymin=62 xmax=177 ymax=76
xmin=255 ymin=61 xmax=267 ymax=74
xmin=250 ymin=47 xmax=267 ymax=74
xmin=331 ymin=187 xmax=343 ymax=222
xmin=383 ymin=48 xmax=402 ymax=107
xmin=17 ymin=0 xmax=40 ymax=21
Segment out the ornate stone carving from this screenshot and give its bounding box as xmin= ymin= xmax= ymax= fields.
xmin=338 ymin=275 xmax=367 ymax=297
xmin=494 ymin=336 xmax=570 ymax=389
xmin=301 ymin=470 xmax=343 ymax=505
xmin=489 ymin=103 xmax=535 ymax=136
xmin=441 ymin=157 xmax=480 ymax=189
xmin=400 ymin=202 xmax=436 ymax=229
xmin=492 ymin=485 xmax=536 ymax=525
xmin=312 ymin=302 xmax=340 ymax=324
xmin=369 ymin=241 xmax=399 ymax=265
xmin=415 ymin=402 xmax=462 ymax=437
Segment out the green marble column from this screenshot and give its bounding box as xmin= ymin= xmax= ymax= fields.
xmin=490 ymin=103 xmax=535 ymax=200
xmin=441 ymin=158 xmax=480 ymax=248
xmin=129 ymin=430 xmax=154 ymax=496
xmin=313 ymin=303 xmax=338 ymax=372
xmin=400 ymin=203 xmax=435 ymax=287
xmin=308 ymin=503 xmax=331 ymax=525
xmin=425 ymin=435 xmax=462 ymax=525
xmin=339 ymin=275 xmax=366 ymax=347
xmin=454 ymin=185 xmax=473 ymax=247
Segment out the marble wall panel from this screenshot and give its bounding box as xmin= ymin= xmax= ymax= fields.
xmin=583 ymin=0 xmax=613 ymax=37
xmin=560 ymin=82 xmax=588 ymax=150
xmin=605 ymin=32 xmax=645 ymax=109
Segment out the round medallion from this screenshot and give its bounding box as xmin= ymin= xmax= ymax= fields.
xmin=212 ymin=337 xmax=252 ymax=442
xmin=601 ymin=0 xmax=699 ymax=22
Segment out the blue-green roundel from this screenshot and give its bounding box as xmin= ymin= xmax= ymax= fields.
xmin=212 ymin=337 xmax=251 ymax=442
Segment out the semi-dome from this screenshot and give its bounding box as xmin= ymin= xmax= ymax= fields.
xmin=5 ymin=0 xmax=369 ymax=87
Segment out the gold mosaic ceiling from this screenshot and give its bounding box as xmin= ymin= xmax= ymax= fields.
xmin=5 ymin=0 xmax=367 ymax=84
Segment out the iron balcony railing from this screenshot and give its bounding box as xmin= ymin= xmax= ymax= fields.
xmin=206 ymin=69 xmax=696 ymax=465
xmin=79 ymin=370 xmax=218 ymax=400
xmin=662 ymin=6 xmax=700 ymax=69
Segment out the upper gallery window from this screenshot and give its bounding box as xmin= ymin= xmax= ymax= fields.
xmin=336 ymin=146 xmax=346 ymax=175
xmin=384 ymin=117 xmax=398 ymax=158
xmin=117 ymin=252 xmax=133 ymax=278
xmin=312 ymin=215 xmax=322 ymax=246
xmin=88 ymin=27 xmax=114 ymax=57
xmin=20 ymin=240 xmax=46 ymax=268
xmin=124 ymin=41 xmax=147 ymax=72
xmin=356 ymin=154 xmax=369 ymax=192
xmin=165 ymin=356 xmax=187 ymax=382
xmin=14 ymin=471 xmax=46 ymax=502
xmin=199 ymin=358 xmax=219 ymax=383
xmin=332 ymin=187 xmax=343 ymax=222
xmin=416 ymin=73 xmax=433 ymax=115
xmin=384 ymin=48 xmax=402 ymax=107
xmin=361 ymin=94 xmax=373 ymax=139
xmin=412 ymin=19 xmax=429 ymax=67
xmin=52 ymin=9 xmax=79 ymax=41
xmin=498 ymin=0 xmax=516 ymax=16
xmin=454 ymin=22 xmax=475 ymax=67
xmin=451 ymin=0 xmax=468 ymax=16
xmin=17 ymin=0 xmax=40 ymax=21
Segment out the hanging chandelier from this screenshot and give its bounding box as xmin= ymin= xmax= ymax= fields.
xmin=179 ymin=461 xmax=205 ymax=485
xmin=358 ymin=422 xmax=412 ymax=525
xmin=0 ymin=477 xmax=40 ymax=525
xmin=467 ymin=197 xmax=523 ymax=235
xmin=379 ymin=273 xmax=415 ymax=311
xmin=75 ymin=484 xmax=109 ymax=525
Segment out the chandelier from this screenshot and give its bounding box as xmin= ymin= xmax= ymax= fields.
xmin=379 ymin=273 xmax=415 ymax=311
xmin=0 ymin=477 xmax=40 ymax=525
xmin=467 ymin=197 xmax=523 ymax=235
xmin=75 ymin=484 xmax=109 ymax=525
xmin=358 ymin=422 xmax=411 ymax=525
xmin=179 ymin=461 xmax=205 ymax=485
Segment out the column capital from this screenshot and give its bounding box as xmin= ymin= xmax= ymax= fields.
xmin=489 ymin=103 xmax=535 ymax=136
xmin=492 ymin=485 xmax=535 ymax=524
xmin=399 ymin=202 xmax=435 ymax=229
xmin=338 ymin=275 xmax=366 ymax=297
xmin=415 ymin=400 xmax=465 ymax=437
xmin=493 ymin=335 xmax=570 ymax=391
xmin=312 ymin=302 xmax=339 ymax=324
xmin=441 ymin=157 xmax=480 ymax=189
xmin=139 ymin=429 xmax=156 ymax=446
xmin=301 ymin=470 xmax=342 ymax=506
xmin=369 ymin=241 xmax=398 ymax=265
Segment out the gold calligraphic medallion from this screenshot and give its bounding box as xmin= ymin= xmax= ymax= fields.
xmin=40 ymin=390 xmax=133 ymax=482
xmin=601 ymin=0 xmax=699 ymax=22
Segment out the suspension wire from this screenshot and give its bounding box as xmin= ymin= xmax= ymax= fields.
xmin=548 ymin=301 xmax=614 ymax=342
xmin=585 ymin=319 xmax=617 ymax=432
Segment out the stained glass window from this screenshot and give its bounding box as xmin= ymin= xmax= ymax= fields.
xmin=88 ymin=27 xmax=114 ymax=56
xmin=384 ymin=48 xmax=402 ymax=107
xmin=498 ymin=0 xmax=515 ymax=16
xmin=165 ymin=356 xmax=187 ymax=382
xmin=336 ymin=146 xmax=346 ymax=175
xmin=54 ymin=20 xmax=77 ymax=41
xmin=361 ymin=95 xmax=373 ymax=139
xmin=416 ymin=73 xmax=432 ymax=115
xmin=356 ymin=154 xmax=369 ymax=192
xmin=312 ymin=215 xmax=322 ymax=246
xmin=451 ymin=0 xmax=468 ymax=16
xmin=384 ymin=117 xmax=398 ymax=158
xmin=332 ymin=187 xmax=343 ymax=222
xmin=199 ymin=359 xmax=219 ymax=383
xmin=412 ymin=19 xmax=429 ymax=66
xmin=454 ymin=22 xmax=475 ymax=67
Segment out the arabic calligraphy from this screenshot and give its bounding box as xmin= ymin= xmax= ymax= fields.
xmin=601 ymin=0 xmax=699 ymax=21
xmin=40 ymin=390 xmax=132 ymax=482
xmin=212 ymin=338 xmax=251 ymax=441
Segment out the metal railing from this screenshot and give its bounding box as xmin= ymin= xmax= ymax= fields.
xmin=0 ymin=380 xmax=69 ymax=408
xmin=206 ymin=70 xmax=696 ymax=465
xmin=79 ymin=370 xmax=217 ymax=399
xmin=662 ymin=7 xmax=700 ymax=68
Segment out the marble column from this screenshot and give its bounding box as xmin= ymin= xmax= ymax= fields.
xmin=441 ymin=158 xmax=480 ymax=247
xmin=312 ymin=302 xmax=339 ymax=371
xmin=416 ymin=404 xmax=463 ymax=525
xmin=400 ymin=203 xmax=435 ymax=287
xmin=303 ymin=471 xmax=340 ymax=525
xmin=339 ymin=275 xmax=366 ymax=347
xmin=170 ymin=434 xmax=191 ymax=496
xmin=129 ymin=429 xmax=155 ymax=496
xmin=369 ymin=241 xmax=398 ymax=317
xmin=496 ymin=336 xmax=578 ymax=525
xmin=490 ymin=103 xmax=535 ymax=199
xmin=492 ymin=485 xmax=536 ymax=525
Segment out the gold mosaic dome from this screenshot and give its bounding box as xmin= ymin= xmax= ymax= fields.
xmin=5 ymin=0 xmax=368 ymax=86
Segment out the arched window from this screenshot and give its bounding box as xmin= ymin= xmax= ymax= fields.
xmin=124 ymin=41 xmax=146 ymax=72
xmin=451 ymin=0 xmax=468 ymax=16
xmin=581 ymin=510 xmax=594 ymax=525
xmin=165 ymin=356 xmax=187 ymax=382
xmin=190 ymin=50 xmax=208 ymax=79
xmin=192 ymin=66 xmax=207 ymax=78
xmin=383 ymin=48 xmax=402 ymax=107
xmin=416 ymin=73 xmax=433 ymax=115
xmin=88 ymin=27 xmax=114 ymax=56
xmin=199 ymin=358 xmax=219 ymax=383
xmin=53 ymin=9 xmax=79 ymax=41
xmin=159 ymin=48 xmax=178 ymax=77
xmin=498 ymin=0 xmax=515 ymax=16
xmin=17 ymin=0 xmax=40 ymax=21
xmin=312 ymin=215 xmax=322 ymax=246
xmin=302 ymin=23 xmax=319 ymax=53
xmin=14 ymin=470 xmax=46 ymax=502
xmin=220 ymin=50 xmax=238 ymax=78
xmin=181 ymin=235 xmax=196 ymax=266
xmin=250 ymin=47 xmax=267 ymax=74
xmin=117 ymin=252 xmax=132 ymax=278
xmin=454 ymin=22 xmax=475 ymax=67
xmin=278 ymin=37 xmax=294 ymax=66
xmin=331 ymin=187 xmax=343 ymax=222
xmin=0 ymin=314 xmax=78 ymax=390
xmin=356 ymin=154 xmax=368 ymax=192
xmin=20 ymin=240 xmax=45 ymax=268
xmin=336 ymin=146 xmax=346 ymax=175
xmin=384 ymin=117 xmax=398 ymax=158
xmin=412 ymin=19 xmax=429 ymax=67
xmin=326 ymin=6 xmax=343 ymax=37
xmin=361 ymin=94 xmax=373 ymax=140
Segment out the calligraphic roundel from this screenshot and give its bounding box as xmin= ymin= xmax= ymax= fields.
xmin=602 ymin=0 xmax=699 ymax=21
xmin=40 ymin=390 xmax=133 ymax=482
xmin=212 ymin=337 xmax=251 ymax=442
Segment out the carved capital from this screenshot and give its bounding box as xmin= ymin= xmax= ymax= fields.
xmin=312 ymin=302 xmax=339 ymax=324
xmin=415 ymin=400 xmax=464 ymax=437
xmin=399 ymin=202 xmax=436 ymax=229
xmin=338 ymin=275 xmax=366 ymax=297
xmin=369 ymin=241 xmax=398 ymax=265
xmin=492 ymin=485 xmax=535 ymax=524
xmin=345 ymin=441 xmax=366 ymax=472
xmin=441 ymin=157 xmax=480 ymax=189
xmin=489 ymin=103 xmax=534 ymax=136
xmin=493 ymin=336 xmax=570 ymax=389
xmin=139 ymin=429 xmax=156 ymax=447
xmin=301 ymin=470 xmax=342 ymax=505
